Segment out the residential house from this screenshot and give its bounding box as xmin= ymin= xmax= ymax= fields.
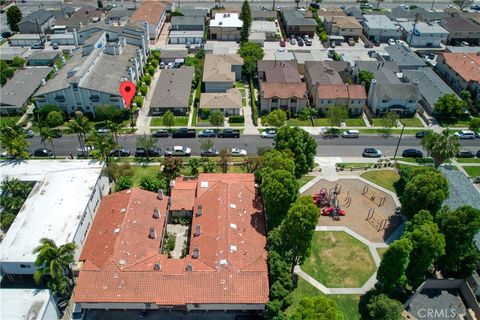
xmin=0 ymin=160 xmax=108 ymax=277
xmin=384 ymin=44 xmax=427 ymax=70
xmin=316 ymin=7 xmax=347 ymax=20
xmin=293 ymin=51 xmax=324 ymax=74
xmin=131 ymin=1 xmax=167 ymax=40
xmin=202 ymin=54 xmax=243 ymax=93
xmin=159 ymin=49 xmax=189 ymax=63
xmin=324 ymin=16 xmax=363 ymax=40
xmin=0 ymin=289 xmax=59 ymax=320
xmin=251 ymin=8 xmax=277 ymax=21
xmin=169 ymin=16 xmax=204 ymax=44
xmin=54 ymin=5 xmax=104 ymax=31
xmin=150 ymin=67 xmax=194 ymax=115
xmin=344 ymin=7 xmax=364 ymax=22
xmin=106 ymin=7 xmax=134 ymax=25
xmin=34 ymin=26 xmax=148 ymax=116
xmin=280 ymin=9 xmax=317 ymax=37
xmin=74 ymin=174 xmax=269 ymax=311
xmin=440 ymin=14 xmax=480 ymax=46
xmin=257 ymin=60 xmax=307 ymax=113
xmin=387 ymin=6 xmax=446 ymax=22
xmin=18 ymin=9 xmax=55 ymax=34
xmin=169 ymin=176 xmax=198 ymax=216
xmin=200 ymin=88 xmax=243 ymax=116
xmin=0 ymin=67 xmax=51 ymax=115
xmin=0 ymin=48 xmax=28 ymax=64
xmin=436 ymin=52 xmax=480 ymax=103
xmin=209 ymin=13 xmax=243 ymax=41
xmin=27 ymin=51 xmax=60 ymax=66
xmin=362 ymin=15 xmax=401 ymax=42
xmin=179 ymin=7 xmax=209 ymax=17
xmin=314 ymin=84 xmax=366 ymax=116
xmin=8 ymin=34 xmax=44 ymax=47
xmin=251 ymin=21 xmax=277 ymax=41
xmin=304 ymin=60 xmax=350 ymax=97
xmin=402 ymin=68 xmax=458 ymax=113
xmin=399 ymin=21 xmax=448 ymax=47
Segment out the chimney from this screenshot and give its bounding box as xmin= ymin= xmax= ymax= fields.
xmin=157 ymin=189 xmax=164 ymax=200
xmin=149 ymin=227 xmax=157 ymax=239
xmin=195 ymin=224 xmax=201 ymax=236
xmin=185 ymin=263 xmax=192 ymax=271
xmin=193 ymin=246 xmax=200 ymax=259
xmin=197 ymin=205 xmax=203 ymax=216
xmin=153 ymin=263 xmax=161 ymax=270
xmin=170 ymin=180 xmax=176 ymax=188
xmin=153 ymin=208 xmax=160 ymax=219
xmin=413 ymin=79 xmax=419 ymax=86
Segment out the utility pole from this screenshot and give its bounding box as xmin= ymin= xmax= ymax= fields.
xmin=431 ymin=0 xmax=435 ymax=10
xmin=393 ymin=122 xmax=405 ymax=164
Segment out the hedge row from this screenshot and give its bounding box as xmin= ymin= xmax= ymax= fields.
xmin=228 ymin=115 xmax=245 ymax=123
xmin=249 ymin=79 xmax=258 ymax=126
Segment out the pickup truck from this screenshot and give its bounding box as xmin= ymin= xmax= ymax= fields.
xmin=172 ymin=128 xmax=196 ymax=138
xmin=217 ymin=129 xmax=240 ymax=138
xmin=165 ymin=146 xmax=191 ymax=157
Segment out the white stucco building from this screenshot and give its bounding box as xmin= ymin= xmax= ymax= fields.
xmin=399 ymin=21 xmax=449 ymax=47
xmin=0 ymin=289 xmax=59 ymax=320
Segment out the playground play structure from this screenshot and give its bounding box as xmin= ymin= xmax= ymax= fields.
xmin=362 ymin=186 xmax=390 ymax=231
xmin=313 ymin=184 xmax=350 ymax=221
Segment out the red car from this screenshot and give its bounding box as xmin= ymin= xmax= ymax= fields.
xmin=279 ymin=39 xmax=286 ymax=47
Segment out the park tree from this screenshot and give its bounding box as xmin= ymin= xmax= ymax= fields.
xmin=377 ymin=237 xmax=413 ymax=296
xmin=404 ymin=211 xmax=446 ymax=289
xmin=0 ymin=124 xmax=30 ymax=159
xmin=261 ymin=170 xmax=299 ymax=229
xmin=87 ymin=132 xmax=117 ymax=163
xmin=6 ymin=6 xmax=22 ymax=32
xmin=238 ymin=42 xmax=264 ymax=79
xmin=421 ymin=130 xmax=460 ymax=168
xmin=257 ymin=149 xmax=296 ymax=182
xmin=202 ymin=158 xmax=216 ymax=173
xmin=199 ymin=138 xmax=214 ymax=152
xmin=33 ymin=239 xmax=76 ymax=298
xmin=218 ymin=148 xmax=230 ymax=173
xmin=469 ymin=117 xmax=480 ymax=131
xmin=401 ymin=170 xmax=449 ymax=218
xmin=242 ymin=156 xmax=261 ymax=173
xmin=289 ymin=295 xmax=344 ymax=320
xmin=136 ymin=134 xmax=158 ymax=161
xmin=460 ymin=90 xmax=473 ymax=111
xmin=163 ymin=157 xmax=184 ymax=182
xmin=434 ymin=94 xmax=467 ymax=119
xmin=95 ymin=104 xmax=124 ymax=123
xmin=265 ymin=109 xmax=287 ymax=127
xmin=275 ymin=126 xmax=317 ymax=178
xmin=453 ymin=0 xmax=474 ymax=10
xmin=115 ymin=176 xmax=133 ymax=191
xmin=45 ymin=111 xmax=64 ymax=128
xmin=209 ymin=110 xmax=225 ymax=128
xmin=381 ymin=111 xmax=399 ymax=136
xmin=358 ymin=70 xmax=374 ymax=91
xmin=365 ymin=294 xmax=403 ymax=320
xmin=139 ymin=175 xmax=167 ymax=192
xmin=189 ymin=158 xmax=200 ymax=175
xmin=239 ymin=0 xmax=251 ymax=43
xmin=326 ymin=106 xmax=348 ymax=128
xmin=437 ymin=206 xmax=480 ymax=278
xmin=162 ymin=110 xmax=176 ymax=129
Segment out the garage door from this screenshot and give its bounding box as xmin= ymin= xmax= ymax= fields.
xmin=178 ymin=37 xmax=186 ymax=44
xmin=170 ymin=37 xmax=178 ymax=44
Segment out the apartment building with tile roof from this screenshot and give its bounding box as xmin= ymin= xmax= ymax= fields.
xmin=315 ymin=84 xmax=367 ymax=116
xmin=202 ymin=54 xmax=243 ymax=93
xmin=131 ymin=1 xmax=168 ymax=40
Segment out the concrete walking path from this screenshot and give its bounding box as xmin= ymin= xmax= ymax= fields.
xmin=136 ymin=68 xmax=162 ymax=135
xmin=242 ymin=82 xmax=259 ymax=135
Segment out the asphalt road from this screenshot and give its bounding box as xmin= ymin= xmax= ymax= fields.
xmin=27 ymin=134 xmax=480 ymax=157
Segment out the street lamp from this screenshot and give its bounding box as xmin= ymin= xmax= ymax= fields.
xmin=393 ymin=121 xmax=405 ymax=164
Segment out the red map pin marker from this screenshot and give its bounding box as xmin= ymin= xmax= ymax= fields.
xmin=119 ymin=81 xmax=136 ymax=109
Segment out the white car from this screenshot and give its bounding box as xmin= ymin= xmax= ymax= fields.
xmin=454 ymin=130 xmax=476 ymax=139
xmin=165 ymin=146 xmax=191 ymax=156
xmin=388 ymin=39 xmax=396 ymax=46
xmin=261 ymin=129 xmax=277 ymax=138
xmin=341 ymin=130 xmax=359 ymax=138
xmin=230 ymin=148 xmax=247 ymax=156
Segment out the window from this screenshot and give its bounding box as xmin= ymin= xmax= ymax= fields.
xmin=20 ymin=264 xmax=31 ymax=268
xmin=89 ymin=95 xmax=100 ymax=102
xmin=408 ymin=99 xmax=416 ymax=103
xmin=55 ymin=95 xmax=65 ymax=102
xmin=72 ymin=84 xmax=79 ymax=91
xmin=382 ymin=99 xmax=389 ymax=103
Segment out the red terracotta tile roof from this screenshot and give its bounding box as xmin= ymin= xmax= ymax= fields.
xmin=441 ymin=52 xmax=480 ymax=83
xmin=347 ymin=84 xmax=367 ymax=100
xmin=261 ymin=82 xmax=307 ymax=99
xmin=316 ymin=84 xmax=366 ymax=100
xmin=131 ymin=1 xmax=166 ymax=25
xmin=170 ymin=177 xmax=197 ymax=211
xmin=75 ymin=174 xmax=268 ymax=306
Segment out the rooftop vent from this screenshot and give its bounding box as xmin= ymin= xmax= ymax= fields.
xmin=197 ymin=205 xmax=203 ymax=216
xmin=153 ymin=208 xmax=160 ymax=219
xmin=185 ymin=263 xmax=192 ymax=271
xmin=120 ymin=208 xmax=126 ymax=214
xmin=149 ymin=227 xmax=157 ymax=239
xmin=193 ymin=246 xmax=200 ymax=259
xmin=153 ymin=263 xmax=161 ymax=270
xmin=195 ymin=224 xmax=201 ymax=236
xmin=157 ymin=189 xmax=164 ymax=200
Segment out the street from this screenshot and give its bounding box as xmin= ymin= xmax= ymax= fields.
xmin=26 ymin=134 xmax=480 ymax=157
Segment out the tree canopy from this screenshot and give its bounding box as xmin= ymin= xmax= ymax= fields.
xmin=366 ymin=294 xmax=403 ymax=320
xmin=6 ymin=6 xmax=22 ymax=32
xmin=421 ymin=130 xmax=460 ymax=168
xmin=162 ymin=110 xmax=176 ymax=128
xmin=326 ymin=106 xmax=348 ymax=128
xmin=265 ymin=109 xmax=287 ymax=127
xmin=239 ymin=0 xmax=251 ymax=43
xmin=46 ymin=111 xmax=64 ymax=128
xmin=256 ymin=149 xmax=295 ymax=182
xmin=209 ymin=110 xmax=225 ymax=127
xmin=95 ymin=104 xmax=124 ymax=123
xmin=434 ymin=94 xmax=467 ymax=119
xmin=238 ymin=42 xmax=264 ymax=78
xmin=289 ymin=295 xmax=344 ymax=320
xmin=358 ymin=70 xmax=374 ymax=92
xmin=0 ymin=124 xmax=30 ymax=159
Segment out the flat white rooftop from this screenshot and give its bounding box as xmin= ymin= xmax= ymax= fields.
xmin=0 ymin=288 xmax=56 ymax=320
xmin=210 ymin=13 xmax=243 ymax=28
xmin=0 ymin=160 xmax=104 ymax=264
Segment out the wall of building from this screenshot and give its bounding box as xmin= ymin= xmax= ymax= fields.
xmin=209 ymin=26 xmax=241 ymax=41
xmin=42 ymin=294 xmax=61 ymax=319
xmin=79 ymin=302 xmax=265 ymax=311
xmin=19 ymin=17 xmax=55 ymax=34
xmin=405 ymin=31 xmax=448 ymax=47
xmin=169 ymin=35 xmax=204 ymax=44
xmin=260 ymin=97 xmax=307 ymax=113
xmin=204 ymin=81 xmax=233 ymax=93
xmin=364 ymin=26 xmax=401 ymax=42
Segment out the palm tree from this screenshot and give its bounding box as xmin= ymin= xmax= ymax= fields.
xmin=0 ymin=124 xmax=30 ymax=159
xmin=65 ymin=115 xmax=92 ymax=152
xmin=106 ymin=120 xmax=122 ymax=144
xmin=86 ymin=132 xmax=117 ymax=163
xmin=33 ymin=238 xmax=76 ymax=298
xmin=1 ymin=177 xmax=31 ymax=198
xmin=421 ymin=130 xmax=460 ymax=168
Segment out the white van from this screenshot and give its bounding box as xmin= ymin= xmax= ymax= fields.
xmin=454 ymin=130 xmax=476 ymax=139
xmin=341 ymin=130 xmax=360 ymax=138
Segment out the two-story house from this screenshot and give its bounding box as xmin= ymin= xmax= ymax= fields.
xmin=202 ymin=54 xmax=243 ymax=93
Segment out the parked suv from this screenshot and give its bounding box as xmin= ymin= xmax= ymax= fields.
xmin=152 ymin=129 xmax=169 ymax=138
xmin=457 ymin=149 xmax=475 ymax=158
xmin=165 ymin=146 xmax=191 ymax=157
xmin=134 ymin=147 xmax=161 ymax=157
xmin=454 ymin=130 xmax=476 ymax=139
xmin=362 ymin=148 xmax=382 ymax=158
xmin=341 ymin=130 xmax=359 ymax=138
xmin=172 ymin=128 xmax=196 ymax=138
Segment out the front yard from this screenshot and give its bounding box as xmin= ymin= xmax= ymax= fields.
xmin=462 ymin=166 xmax=480 ymax=177
xmin=150 ymin=116 xmax=189 ymax=127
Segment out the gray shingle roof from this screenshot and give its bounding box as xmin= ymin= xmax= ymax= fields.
xmin=178 ymin=7 xmax=209 ymax=17
xmin=387 ymin=6 xmax=446 ymax=22
xmin=440 ymin=14 xmax=480 ymax=32
xmin=150 ymin=67 xmax=194 ymax=109
xmin=0 ymin=67 xmax=52 ymax=107
xmin=171 ymin=16 xmax=204 ymax=27
xmin=252 ymin=8 xmax=277 ymax=19
xmin=282 ymin=9 xmax=317 ymax=27
xmin=345 ymin=7 xmax=363 ymax=20
xmin=373 ymin=83 xmax=420 ymax=100
xmin=257 ymin=60 xmax=301 ymax=83
xmin=384 ymin=44 xmax=427 ymax=69
xmin=27 ymin=51 xmax=60 ymax=61
xmin=160 ymin=49 xmax=188 ymax=60
xmin=21 ymin=9 xmax=53 ymax=24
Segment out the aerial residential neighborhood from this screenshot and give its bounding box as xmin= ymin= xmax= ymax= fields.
xmin=0 ymin=0 xmax=480 ymax=319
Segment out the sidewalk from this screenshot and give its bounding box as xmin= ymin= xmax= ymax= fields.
xmin=136 ymin=68 xmax=162 ymax=134
xmin=242 ymin=82 xmax=259 ymax=135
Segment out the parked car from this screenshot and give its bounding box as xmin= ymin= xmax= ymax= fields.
xmin=279 ymin=39 xmax=286 ymax=47
xmin=305 ymin=39 xmax=312 ymax=46
xmin=97 ymin=128 xmax=109 ymax=134
xmin=261 ymin=129 xmax=277 ymax=138
xmin=402 ymin=149 xmax=423 ymax=158
xmin=159 ymin=62 xmax=166 ymax=69
xmin=152 ymin=129 xmax=169 ymax=138
xmin=360 ymin=3 xmax=373 ymax=9
xmin=457 ymin=149 xmax=475 ymax=158
xmin=374 ymin=40 xmax=380 ymax=46
xmin=51 ymin=43 xmax=59 ymax=49
xmin=165 ymin=146 xmax=191 ymax=157
xmin=31 ymin=44 xmax=45 ymax=49
xmin=201 ymin=148 xmax=219 ymax=157
xmin=77 ymin=146 xmax=95 ymax=158
xmin=454 ymin=130 xmax=476 ymax=139
xmin=347 ymin=38 xmax=355 ymax=46
xmin=230 ymin=148 xmax=247 ymax=156
xmin=341 ymin=130 xmax=359 ymax=138
xmin=31 ymin=148 xmax=53 ymax=157
xmin=477 ymin=150 xmax=480 ymax=158
xmin=134 ymin=147 xmax=161 ymax=157
xmin=362 ymin=148 xmax=382 ymax=158
xmin=198 ymin=129 xmax=216 ymax=138
xmin=289 ymin=37 xmax=296 ymax=45
xmin=172 ymin=128 xmax=196 ymax=138
xmin=217 ymin=129 xmax=240 ymax=138
xmin=387 ymin=38 xmax=396 ymax=46
xmin=328 ymin=50 xmax=335 ymax=58
xmin=109 ymin=148 xmax=130 ymax=157
xmin=1 ymin=31 xmax=12 ymax=38
xmin=415 ymin=131 xmax=431 ymax=139
xmin=23 ymin=129 xmax=34 ymax=138
xmin=297 ymin=38 xmax=304 ymax=46
xmin=51 ymin=129 xmax=62 ymax=138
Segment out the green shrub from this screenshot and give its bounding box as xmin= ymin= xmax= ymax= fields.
xmin=164 ymin=233 xmax=176 ymax=253
xmin=133 ymin=96 xmax=144 ymax=108
xmin=147 ymin=66 xmax=155 ymax=76
xmin=139 ymin=85 xmax=148 ymax=96
xmin=139 ymin=175 xmax=166 ymax=192
xmin=171 ymin=216 xmax=192 ymax=226
xmin=143 ymin=75 xmax=152 ymax=85
xmin=250 ymin=79 xmax=258 ymax=126
xmin=150 ymin=59 xmax=159 ymax=68
xmin=152 ymin=50 xmax=160 ymax=59
xmin=115 ymin=175 xmax=132 ymax=192
xmin=228 ymin=115 xmax=245 ymax=123
xmin=199 ymin=108 xmax=210 ymax=119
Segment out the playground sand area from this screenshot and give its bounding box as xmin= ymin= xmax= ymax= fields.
xmin=303 ymin=179 xmax=402 ymax=243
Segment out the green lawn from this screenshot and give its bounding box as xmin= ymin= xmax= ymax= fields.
xmin=150 ymin=116 xmax=189 ymax=127
xmin=455 ymin=158 xmax=480 ymax=163
xmin=437 ymin=117 xmax=476 ymax=128
xmin=229 ymin=123 xmax=244 ymax=127
xmin=344 ymin=118 xmax=366 ymax=127
xmin=297 ymin=175 xmax=315 ymax=188
xmin=301 ymin=231 xmax=376 ymax=288
xmin=0 ymin=116 xmax=20 ymax=127
xmin=462 ymin=166 xmax=480 ymax=177
xmin=337 ymin=163 xmax=373 ymax=169
xmin=400 ymin=117 xmax=424 ymax=127
xmin=287 ymin=118 xmax=312 ymax=126
xmin=286 ymin=278 xmax=361 ymax=320
xmin=358 ymin=128 xmax=430 ymax=135
xmin=131 ymin=165 xmax=162 ymax=186
xmin=191 ymin=107 xmax=197 ymax=126
xmin=371 ymin=118 xmax=387 ymax=127
xmin=397 ymin=157 xmax=434 ymax=164
xmin=313 ymin=118 xmax=332 ymax=126
xmin=361 ymin=170 xmax=400 ymax=192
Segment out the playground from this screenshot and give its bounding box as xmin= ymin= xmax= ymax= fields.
xmin=303 ymin=179 xmax=402 ymax=243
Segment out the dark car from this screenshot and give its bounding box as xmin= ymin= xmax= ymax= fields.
xmin=201 ymin=148 xmax=219 ymax=157
xmin=198 ymin=129 xmax=216 ymax=138
xmin=31 ymin=44 xmax=45 ymax=49
xmin=415 ymin=131 xmax=431 ymax=139
xmin=23 ymin=129 xmax=34 ymax=138
xmin=152 ymin=129 xmax=169 ymax=138
xmin=172 ymin=128 xmax=196 ymax=138
xmin=402 ymin=149 xmax=423 ymax=158
xmin=362 ymin=148 xmax=382 ymax=158
xmin=1 ymin=32 xmax=12 ymax=38
xmin=134 ymin=147 xmax=161 ymax=157
xmin=374 ymin=40 xmax=380 ymax=46
xmin=110 ymin=148 xmax=131 ymax=157
xmin=31 ymin=148 xmax=53 ymax=157
xmin=217 ymin=129 xmax=240 ymax=138
xmin=297 ymin=38 xmax=304 ymax=46
xmin=457 ymin=149 xmax=475 ymax=158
